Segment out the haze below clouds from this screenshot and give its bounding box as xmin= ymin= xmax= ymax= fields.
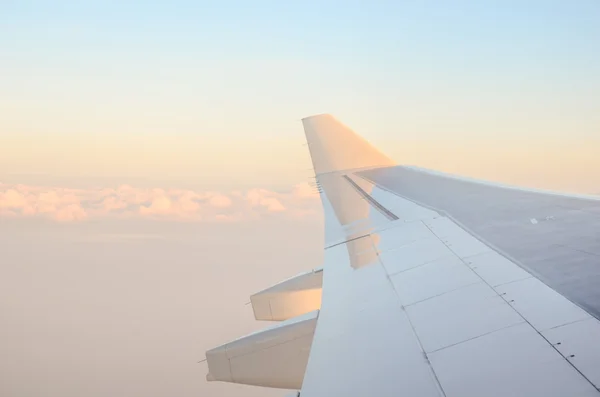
xmin=0 ymin=218 xmax=322 ymax=397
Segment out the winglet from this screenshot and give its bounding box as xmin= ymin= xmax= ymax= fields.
xmin=302 ymin=114 xmax=395 ymax=175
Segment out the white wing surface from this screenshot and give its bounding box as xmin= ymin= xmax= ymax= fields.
xmin=206 ymin=114 xmax=600 ymax=397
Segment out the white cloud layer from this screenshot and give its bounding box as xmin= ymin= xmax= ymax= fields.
xmin=0 ymin=181 xmax=321 ymax=222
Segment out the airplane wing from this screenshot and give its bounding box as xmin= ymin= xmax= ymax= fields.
xmin=205 ymin=114 xmax=600 ymax=397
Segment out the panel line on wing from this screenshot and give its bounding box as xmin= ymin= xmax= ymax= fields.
xmin=342 ymin=174 xmax=399 ymax=221
xmin=383 ymin=270 xmax=449 ymax=397
xmin=401 ymin=280 xmax=483 ymax=308
xmin=323 ymin=233 xmax=371 ymax=250
xmin=419 ymin=221 xmax=600 ymax=392
xmin=360 ymin=172 xmax=559 ymax=291
xmin=425 ymin=322 xmax=525 ymax=355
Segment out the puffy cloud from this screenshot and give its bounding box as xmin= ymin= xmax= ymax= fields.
xmin=292 ymin=182 xmax=320 ymax=199
xmin=0 ymin=189 xmax=27 ymax=209
xmin=140 ymin=196 xmax=173 ymax=215
xmin=0 ymin=181 xmax=321 ymax=223
xmin=245 ymin=189 xmax=287 ymax=212
xmin=0 ymin=186 xmax=87 ymax=221
xmin=208 ymin=194 xmax=232 ymax=208
xmin=102 ymin=196 xmax=128 ymax=211
xmin=260 ymin=197 xmax=286 ymax=212
xmin=54 ymin=204 xmax=88 ymax=222
xmin=177 ymin=192 xmax=201 ymax=213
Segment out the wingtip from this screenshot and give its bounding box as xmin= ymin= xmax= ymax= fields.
xmin=301 ymin=114 xmax=395 ymax=174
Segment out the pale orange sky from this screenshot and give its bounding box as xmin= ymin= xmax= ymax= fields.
xmin=3 ymin=130 xmax=599 ymax=193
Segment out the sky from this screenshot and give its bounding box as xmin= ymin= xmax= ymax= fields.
xmin=1 ymin=1 xmax=599 ymax=396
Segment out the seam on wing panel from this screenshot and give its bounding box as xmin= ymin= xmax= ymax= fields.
xmin=227 ymin=331 xmax=316 ymax=360
xmin=422 ymin=221 xmax=600 ymax=392
xmin=360 ymin=173 xmax=597 ymax=315
xmin=383 ymin=270 xmax=448 ymax=397
xmin=489 ymin=275 xmax=534 ymax=288
xmin=342 ymin=175 xmax=399 ymax=221
xmin=324 ymin=233 xmax=371 ymax=250
xmin=402 ymin=281 xmax=483 ymax=308
xmin=544 ymin=317 xmax=589 ymax=331
xmin=375 ymin=224 xmax=448 ymax=396
xmin=225 ymin=345 xmax=235 ymax=383
xmin=361 ymin=172 xmax=600 ymax=392
xmin=359 ymin=174 xmax=444 ymax=216
xmin=426 ymin=322 xmax=525 ymax=355
xmin=360 ymin=172 xmax=600 ymax=317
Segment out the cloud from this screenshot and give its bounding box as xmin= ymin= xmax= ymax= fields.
xmin=208 ymin=194 xmax=232 ymax=209
xmin=261 ymin=197 xmax=286 ymax=212
xmin=139 ymin=195 xmax=173 ymax=216
xmin=54 ymin=204 xmax=88 ymax=222
xmin=0 ymin=181 xmax=321 ymax=223
xmin=0 ymin=189 xmax=27 ymax=209
xmin=292 ymin=182 xmax=320 ymax=199
xmin=246 ymin=189 xmax=286 ymax=212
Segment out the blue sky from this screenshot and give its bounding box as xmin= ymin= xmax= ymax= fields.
xmin=1 ymin=1 xmax=599 ymax=190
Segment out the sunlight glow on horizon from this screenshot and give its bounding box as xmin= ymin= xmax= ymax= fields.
xmin=2 ymin=0 xmax=599 ymax=193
